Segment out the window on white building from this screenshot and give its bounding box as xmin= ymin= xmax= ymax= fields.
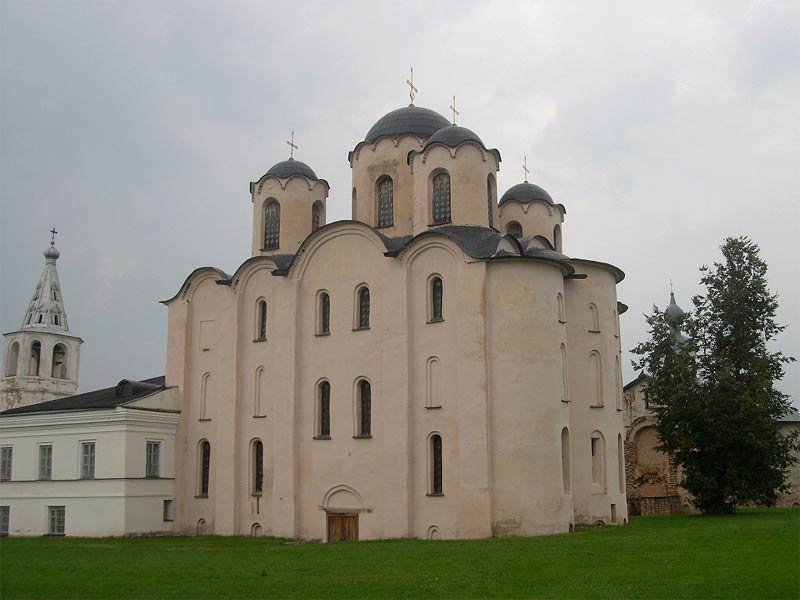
xmin=146 ymin=442 xmax=161 ymax=478
xmin=80 ymin=442 xmax=95 ymax=479
xmin=48 ymin=506 xmax=65 ymax=536
xmin=38 ymin=445 xmax=52 ymax=480
xmin=163 ymin=500 xmax=174 ymax=522
xmin=0 ymin=447 xmax=12 ymax=481
xmin=0 ymin=506 xmax=9 ymax=536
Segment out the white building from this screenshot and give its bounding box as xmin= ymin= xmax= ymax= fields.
xmin=0 ymin=377 xmax=178 ymax=537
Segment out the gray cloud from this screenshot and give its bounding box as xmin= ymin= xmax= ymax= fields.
xmin=2 ymin=0 xmax=798 ymax=404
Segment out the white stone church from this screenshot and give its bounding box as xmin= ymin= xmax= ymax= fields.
xmin=2 ymin=92 xmax=629 ymax=541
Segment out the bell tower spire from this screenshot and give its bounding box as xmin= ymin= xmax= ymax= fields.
xmin=1 ymin=231 xmax=83 ymax=411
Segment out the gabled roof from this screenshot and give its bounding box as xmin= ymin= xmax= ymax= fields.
xmin=624 ymin=372 xmax=651 ymax=391
xmin=0 ymin=376 xmax=168 ymax=415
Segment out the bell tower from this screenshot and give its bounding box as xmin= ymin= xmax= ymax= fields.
xmin=1 ymin=231 xmax=83 ymax=411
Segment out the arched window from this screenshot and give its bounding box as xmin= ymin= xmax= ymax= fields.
xmin=560 ymin=343 xmax=569 ymax=403
xmin=351 ymin=187 xmax=357 ymax=220
xmin=591 ymin=431 xmax=606 ymax=491
xmin=553 ymin=224 xmax=562 ymax=252
xmin=487 ymin=175 xmax=495 ymax=228
xmin=431 ymin=172 xmax=451 ymax=224
xmin=506 ymin=221 xmax=523 ymax=237
xmin=256 ymin=300 xmax=267 ymax=341
xmin=196 ymin=519 xmax=207 ymax=535
xmin=254 ymin=367 xmax=265 ymax=418
xmin=429 ymin=276 xmax=443 ymax=322
xmin=615 ymin=355 xmax=623 ymax=410
xmin=317 ymin=380 xmax=331 ymax=438
xmin=614 ymin=309 xmax=620 ymax=338
xmin=198 ymin=440 xmax=211 ymax=496
xmin=356 ymin=286 xmax=370 ymax=330
xmin=251 ymin=523 xmax=262 ymax=537
xmin=263 ymin=200 xmax=280 ymax=250
xmin=29 ymin=341 xmax=41 ymax=376
xmin=5 ymin=341 xmax=19 ymax=377
xmin=426 ymin=357 xmax=441 ymax=408
xmin=52 ymin=287 xmax=58 ymax=301
xmin=356 ymin=379 xmax=371 ymax=437
xmin=318 ymin=292 xmax=330 ymax=335
xmin=557 ymin=293 xmax=566 ymax=323
xmin=589 ymin=303 xmax=600 ymax=332
xmin=51 ymin=344 xmax=67 ymax=379
xmin=251 ymin=439 xmax=263 ymax=496
xmin=561 ymin=427 xmax=571 ymax=494
xmin=376 ymin=176 xmax=394 ymax=228
xmin=200 ymin=373 xmax=211 ymax=420
xmin=618 ymin=433 xmax=625 ymax=494
xmin=429 ymin=434 xmax=443 ymax=495
xmin=589 ymin=351 xmax=603 ymax=407
xmin=312 ymin=202 xmax=323 ymax=232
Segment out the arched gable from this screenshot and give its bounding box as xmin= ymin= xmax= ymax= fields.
xmin=161 ymin=267 xmax=230 ymax=305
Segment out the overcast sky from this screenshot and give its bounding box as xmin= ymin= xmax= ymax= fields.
xmin=1 ymin=0 xmax=798 ymax=404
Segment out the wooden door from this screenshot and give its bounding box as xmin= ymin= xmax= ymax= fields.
xmin=327 ymin=513 xmax=358 ymax=542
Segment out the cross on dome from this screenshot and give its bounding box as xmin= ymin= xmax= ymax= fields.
xmin=406 ymin=67 xmax=418 ymax=105
xmin=523 ymin=156 xmax=530 ymax=183
xmin=450 ymin=95 xmax=459 ymax=125
xmin=286 ymin=131 xmax=298 ymax=159
xmin=50 ymin=227 xmax=58 ymax=245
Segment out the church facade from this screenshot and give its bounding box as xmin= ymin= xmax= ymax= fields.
xmin=164 ymin=101 xmax=629 ymax=541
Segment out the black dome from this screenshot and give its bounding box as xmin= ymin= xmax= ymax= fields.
xmin=365 ymin=105 xmax=450 ymax=143
xmin=499 ymin=182 xmax=554 ymax=206
xmin=265 ymin=158 xmax=318 ymax=180
xmin=423 ymin=125 xmax=484 ymax=150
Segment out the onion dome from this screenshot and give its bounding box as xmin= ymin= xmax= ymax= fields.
xmin=265 ymin=158 xmax=318 ymax=181
xmin=44 ymin=244 xmax=60 ymax=260
xmin=423 ymin=124 xmax=485 ymax=150
xmin=664 ymin=292 xmax=685 ymax=326
xmin=365 ymin=105 xmax=450 ymax=144
xmin=499 ymin=182 xmax=554 ymax=206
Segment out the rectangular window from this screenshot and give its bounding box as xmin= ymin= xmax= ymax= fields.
xmin=146 ymin=442 xmax=161 ymax=478
xmin=163 ymin=499 xmax=174 ymax=522
xmin=48 ymin=506 xmax=65 ymax=536
xmin=0 ymin=447 xmax=12 ymax=481
xmin=38 ymin=445 xmax=53 ymax=480
xmin=80 ymin=442 xmax=95 ymax=479
xmin=0 ymin=506 xmax=9 ymax=536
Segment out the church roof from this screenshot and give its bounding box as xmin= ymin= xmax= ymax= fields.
xmin=265 ymin=158 xmax=318 ymax=181
xmin=365 ymin=105 xmax=450 ymax=144
xmin=0 ymin=377 xmax=167 ymax=415
xmin=18 ymin=239 xmax=73 ymax=335
xmin=499 ymin=181 xmax=558 ymax=208
xmin=423 ymin=125 xmax=485 ymax=150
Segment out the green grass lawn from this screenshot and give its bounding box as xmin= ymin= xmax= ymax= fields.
xmin=1 ymin=509 xmax=798 ymax=599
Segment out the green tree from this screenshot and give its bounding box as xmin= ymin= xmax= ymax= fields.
xmin=633 ymin=237 xmax=797 ymax=514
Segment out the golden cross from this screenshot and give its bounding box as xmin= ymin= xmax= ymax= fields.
xmin=523 ymin=156 xmax=530 ymax=182
xmin=50 ymin=227 xmax=58 ymax=245
xmin=287 ymin=131 xmax=298 ymax=159
xmin=450 ymin=95 xmax=459 ymax=125
xmin=406 ymin=67 xmax=418 ymax=105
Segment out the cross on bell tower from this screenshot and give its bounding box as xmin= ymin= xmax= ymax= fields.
xmin=50 ymin=227 xmax=58 ymax=245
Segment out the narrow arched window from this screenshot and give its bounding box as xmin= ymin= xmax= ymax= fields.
xmin=199 ymin=440 xmax=211 ymax=496
xmin=376 ymin=176 xmax=394 ymax=228
xmin=617 ymin=433 xmax=625 ymax=494
xmin=487 ymin=176 xmax=495 ymax=228
xmin=5 ymin=342 xmax=19 ymax=377
xmin=357 ymin=380 xmax=371 ymax=437
xmin=430 ymin=277 xmax=443 ymax=322
xmin=351 ymin=187 xmax=357 ymax=220
xmin=553 ymin=224 xmax=562 ymax=252
xmin=561 ymin=427 xmax=571 ymax=493
xmin=557 ymin=293 xmax=566 ymax=323
xmin=256 ymin=300 xmax=267 ymax=341
xmin=426 ymin=357 xmax=441 ymax=408
xmin=51 ymin=344 xmax=67 ymax=379
xmin=357 ymin=286 xmax=370 ymax=330
xmin=589 ymin=303 xmax=600 ymax=332
xmin=254 ymin=367 xmax=265 ymax=417
xmin=312 ymin=202 xmax=322 ymax=232
xmin=591 ymin=432 xmax=605 ymax=491
xmin=318 ymin=292 xmax=330 ymax=335
xmin=52 ymin=314 xmax=60 ymax=326
xmin=251 ymin=440 xmax=263 ymax=495
xmin=589 ymin=351 xmax=603 ymax=407
xmin=430 ymin=434 xmax=443 ymax=495
xmin=200 ymin=373 xmax=211 ymax=420
xmin=263 ymin=201 xmax=280 ymax=250
xmin=317 ymin=381 xmax=331 ymax=438
xmin=506 ymin=221 xmax=522 ymax=237
xmin=432 ymin=172 xmax=451 ymax=224
xmin=560 ymin=343 xmax=569 ymax=403
xmin=29 ymin=341 xmax=41 ymax=376
xmin=615 ymin=355 xmax=623 ymax=410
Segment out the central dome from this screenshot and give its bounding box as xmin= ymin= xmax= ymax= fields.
xmin=365 ymin=105 xmax=450 ymax=144
xmin=265 ymin=158 xmax=318 ymax=181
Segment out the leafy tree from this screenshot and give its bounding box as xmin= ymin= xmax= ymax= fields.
xmin=633 ymin=237 xmax=797 ymax=514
